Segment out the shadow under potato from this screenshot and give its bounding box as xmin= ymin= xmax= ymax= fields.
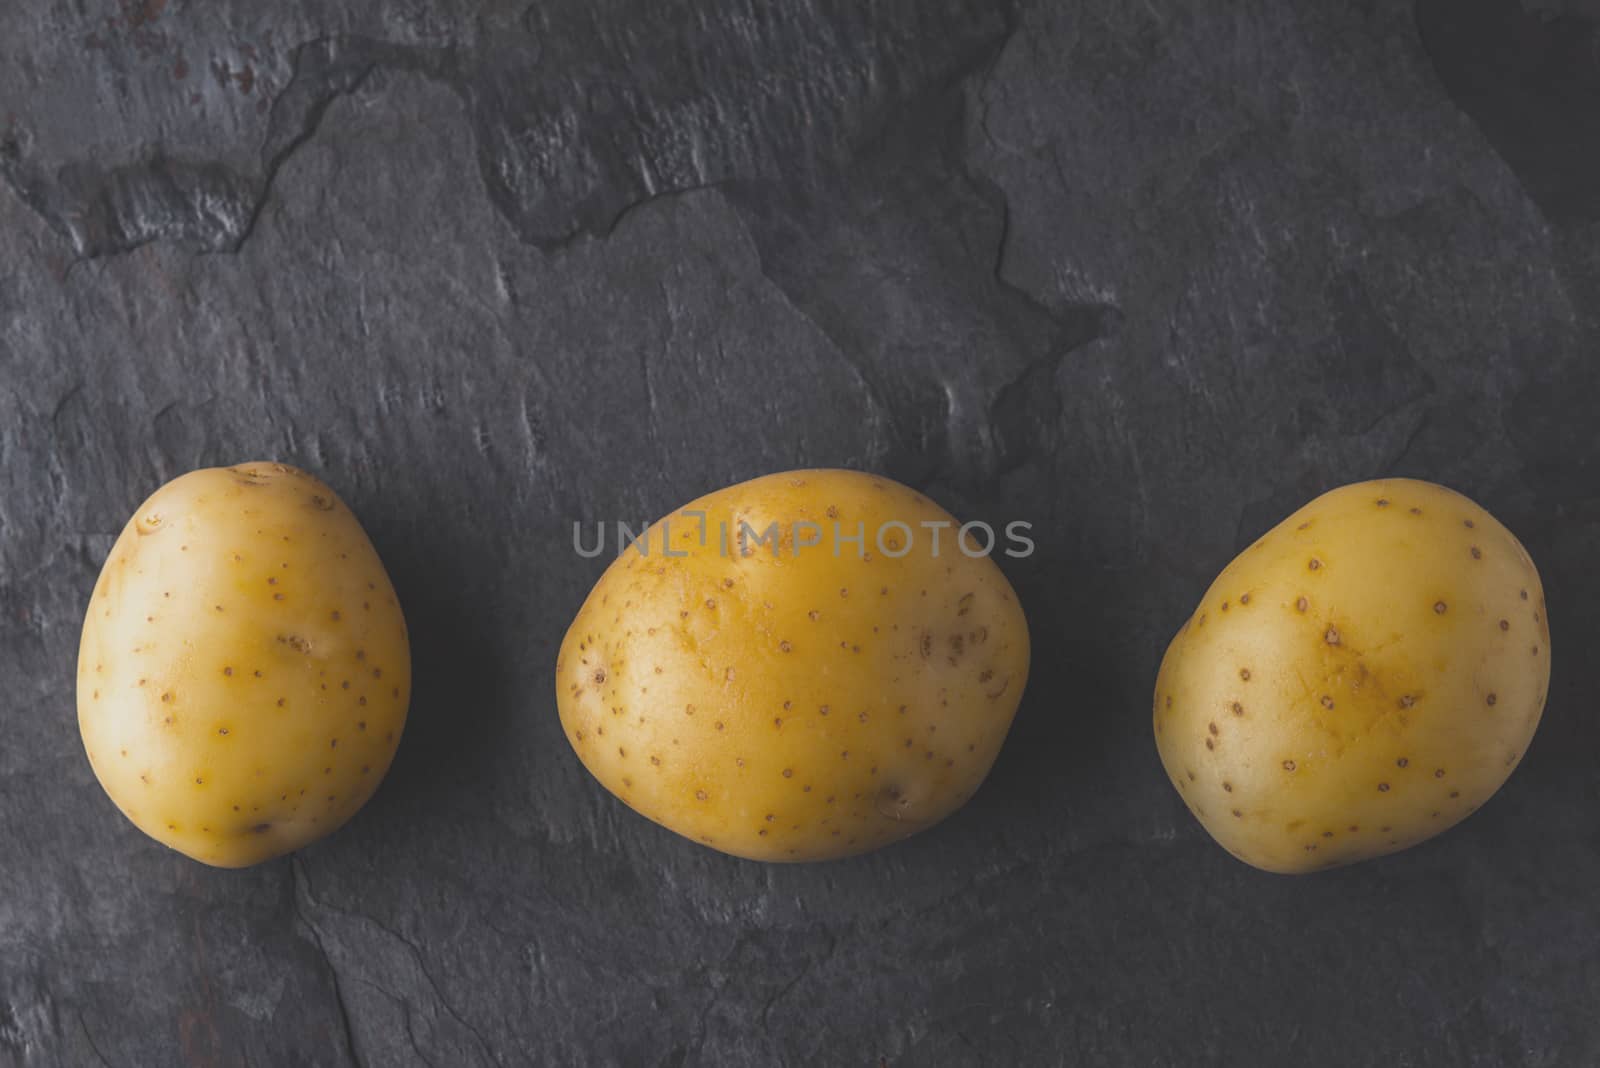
xmin=360 ymin=521 xmax=520 ymax=820
xmin=965 ymin=541 xmax=1151 ymax=821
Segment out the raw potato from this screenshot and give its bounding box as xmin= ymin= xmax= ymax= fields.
xmin=557 ymin=469 xmax=1029 ymax=861
xmin=77 ymin=463 xmax=410 ymax=868
xmin=1154 ymin=478 xmax=1549 ymax=873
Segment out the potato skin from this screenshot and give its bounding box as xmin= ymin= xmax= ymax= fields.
xmin=1154 ymin=479 xmax=1549 ymax=873
xmin=557 ymin=469 xmax=1029 ymax=861
xmin=77 ymin=463 xmax=410 ymax=868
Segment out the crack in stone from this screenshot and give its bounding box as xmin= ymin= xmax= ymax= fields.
xmin=349 ymin=975 xmax=440 ymax=1068
xmin=291 ymin=857 xmax=364 ymax=1068
xmin=0 ymin=36 xmax=388 ymax=262
xmin=757 ymin=932 xmax=837 ymax=1032
xmin=5 ymin=3 xmax=1026 ymax=264
xmin=729 ymin=73 xmax=1120 ymax=485
xmin=75 ymin=1010 xmax=113 ymax=1068
xmin=291 ymin=855 xmax=496 ymax=1067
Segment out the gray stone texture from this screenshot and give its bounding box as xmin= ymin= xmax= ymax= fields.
xmin=1 ymin=1 xmax=1596 ymax=1064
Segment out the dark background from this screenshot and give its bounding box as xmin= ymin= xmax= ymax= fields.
xmin=2 ymin=1 xmax=1598 ymax=1065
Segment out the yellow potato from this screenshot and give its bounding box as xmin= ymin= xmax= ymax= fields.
xmin=557 ymin=469 xmax=1030 ymax=861
xmin=1154 ymin=478 xmax=1549 ymax=873
xmin=77 ymin=463 xmax=410 ymax=868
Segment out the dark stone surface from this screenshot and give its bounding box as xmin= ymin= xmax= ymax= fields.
xmin=2 ymin=1 xmax=1596 ymax=1064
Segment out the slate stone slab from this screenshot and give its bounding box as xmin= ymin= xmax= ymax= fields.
xmin=1 ymin=1 xmax=1596 ymax=1065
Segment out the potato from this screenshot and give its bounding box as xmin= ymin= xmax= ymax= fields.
xmin=77 ymin=463 xmax=410 ymax=868
xmin=557 ymin=469 xmax=1029 ymax=861
xmin=1154 ymin=478 xmax=1549 ymax=873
